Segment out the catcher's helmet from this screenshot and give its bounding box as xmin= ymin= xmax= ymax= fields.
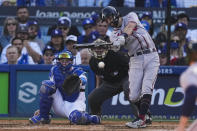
xmin=100 ymin=6 xmax=120 ymax=28
xmin=58 ymin=50 xmax=73 ymax=60
xmin=58 ymin=51 xmax=73 ymax=70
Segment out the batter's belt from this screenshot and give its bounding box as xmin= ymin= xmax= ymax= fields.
xmin=128 ymin=48 xmax=157 ymax=57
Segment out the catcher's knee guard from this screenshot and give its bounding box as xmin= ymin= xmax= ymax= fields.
xmin=69 ymin=110 xmax=101 ymax=125
xmin=39 ymin=80 xmax=56 ymax=120
xmin=40 ymin=80 xmax=56 ymax=96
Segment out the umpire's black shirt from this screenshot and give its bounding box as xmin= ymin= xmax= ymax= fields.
xmin=89 ymin=50 xmax=129 ymax=83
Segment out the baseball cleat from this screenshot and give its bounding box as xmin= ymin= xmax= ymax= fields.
xmin=125 ymin=118 xmax=146 ymax=128
xmin=29 ymin=114 xmax=51 ymax=124
xmin=91 ymin=115 xmax=101 ymax=124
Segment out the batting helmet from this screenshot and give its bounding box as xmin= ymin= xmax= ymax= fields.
xmin=100 ymin=6 xmax=120 ymax=28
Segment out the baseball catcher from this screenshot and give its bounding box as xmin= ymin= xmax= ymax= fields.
xmin=29 ymin=50 xmax=101 ymax=125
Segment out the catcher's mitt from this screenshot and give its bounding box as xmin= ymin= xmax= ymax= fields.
xmin=62 ymin=74 xmax=81 ymax=96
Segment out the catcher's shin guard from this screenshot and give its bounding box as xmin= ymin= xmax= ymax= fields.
xmin=39 ymin=80 xmax=56 ymax=120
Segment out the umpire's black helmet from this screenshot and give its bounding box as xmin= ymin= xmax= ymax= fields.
xmin=100 ymin=6 xmax=120 ymax=28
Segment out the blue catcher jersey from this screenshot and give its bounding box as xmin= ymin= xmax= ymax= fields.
xmin=49 ymin=65 xmax=87 ymax=102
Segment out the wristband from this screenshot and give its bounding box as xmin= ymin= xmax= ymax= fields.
xmin=121 ymin=33 xmax=128 ymax=39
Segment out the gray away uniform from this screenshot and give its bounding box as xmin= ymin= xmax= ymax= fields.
xmin=111 ymin=12 xmax=160 ymax=102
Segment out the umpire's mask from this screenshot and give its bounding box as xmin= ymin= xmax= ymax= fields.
xmin=90 ymin=46 xmax=108 ymax=59
xmin=89 ymin=39 xmax=109 ymax=59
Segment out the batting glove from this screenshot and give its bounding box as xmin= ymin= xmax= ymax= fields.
xmin=117 ymin=35 xmax=126 ymax=46
xmin=112 ymin=35 xmax=126 ymax=52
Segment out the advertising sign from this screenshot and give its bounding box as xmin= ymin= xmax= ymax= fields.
xmin=101 ymin=67 xmax=197 ymax=120
xmin=0 ymin=7 xmax=196 ymax=28
xmin=0 ymin=73 xmax=9 ymax=114
xmin=16 ymin=71 xmax=49 ymax=115
xmin=15 ymin=66 xmax=94 ymax=116
xmin=6 ymin=65 xmax=196 ymax=119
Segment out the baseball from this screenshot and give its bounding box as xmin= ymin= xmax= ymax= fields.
xmin=98 ymin=61 xmax=105 ymax=68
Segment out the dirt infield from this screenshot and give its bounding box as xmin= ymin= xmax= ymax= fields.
xmin=0 ymin=119 xmax=179 ymax=131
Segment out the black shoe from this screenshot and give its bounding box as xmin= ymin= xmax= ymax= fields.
xmin=145 ymin=111 xmax=152 ymax=125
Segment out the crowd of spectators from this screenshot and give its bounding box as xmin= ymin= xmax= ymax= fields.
xmin=0 ymin=0 xmax=196 ymax=8
xmin=155 ymin=12 xmax=197 ymax=66
xmin=0 ymin=6 xmax=95 ymax=66
xmin=0 ymin=2 xmax=196 ymax=66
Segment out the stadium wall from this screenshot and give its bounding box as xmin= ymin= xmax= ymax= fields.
xmin=1 ymin=65 xmax=196 ymax=120
xmin=0 ymin=65 xmax=95 ymax=117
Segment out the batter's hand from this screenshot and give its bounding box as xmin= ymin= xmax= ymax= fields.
xmin=123 ymin=21 xmax=136 ymax=35
xmin=112 ymin=35 xmax=125 ymax=52
xmin=117 ymin=35 xmax=125 ymax=46
xmin=112 ymin=42 xmax=120 ymax=52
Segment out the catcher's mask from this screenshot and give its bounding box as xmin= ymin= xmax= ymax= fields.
xmin=89 ymin=39 xmax=110 ymax=59
xmin=58 ymin=51 xmax=73 ymax=59
xmin=100 ymin=6 xmax=120 ymax=28
xmin=58 ymin=51 xmax=73 ymax=70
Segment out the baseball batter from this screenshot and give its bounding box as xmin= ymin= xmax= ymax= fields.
xmin=176 ymin=43 xmax=197 ymax=131
xmin=29 ymin=51 xmax=100 ymax=125
xmin=101 ymin=6 xmax=160 ymax=128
